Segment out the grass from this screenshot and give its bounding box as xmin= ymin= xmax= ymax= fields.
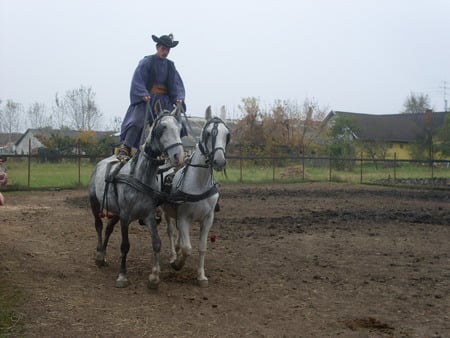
xmin=4 ymin=159 xmax=95 ymax=189
xmin=0 ymin=284 xmax=25 ymax=337
xmin=2 ymin=158 xmax=448 ymax=190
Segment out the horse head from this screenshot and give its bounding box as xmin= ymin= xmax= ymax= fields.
xmin=198 ymin=106 xmax=230 ymax=170
xmin=144 ymin=103 xmax=185 ymax=167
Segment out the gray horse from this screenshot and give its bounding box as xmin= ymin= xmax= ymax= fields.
xmin=161 ymin=107 xmax=230 ymax=287
xmin=89 ymin=105 xmax=185 ymax=289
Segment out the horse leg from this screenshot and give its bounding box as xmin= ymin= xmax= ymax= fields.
xmin=96 ymin=215 xmax=119 ymax=266
xmin=93 ymin=214 xmax=105 ymax=266
xmin=166 ymin=213 xmax=178 ymax=265
xmin=116 ymin=219 xmax=131 ymax=288
xmin=146 ymin=215 xmax=161 ymax=289
xmin=90 ymin=193 xmax=108 ymax=267
xmin=171 ymin=217 xmax=191 ymax=272
xmin=197 ymin=212 xmax=214 ymax=288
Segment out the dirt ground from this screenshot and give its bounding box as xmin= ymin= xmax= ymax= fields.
xmin=0 ymin=183 xmax=449 ymax=337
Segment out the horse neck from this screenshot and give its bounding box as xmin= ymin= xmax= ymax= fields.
xmin=181 ymin=147 xmax=214 ymax=190
xmin=132 ymin=152 xmax=159 ymax=186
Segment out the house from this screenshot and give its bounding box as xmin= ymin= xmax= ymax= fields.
xmin=0 ymin=132 xmax=22 ymax=154
xmin=12 ymin=115 xmax=233 ymax=156
xmin=14 ymin=128 xmax=117 ymax=155
xmin=323 ymin=111 xmax=450 ymax=159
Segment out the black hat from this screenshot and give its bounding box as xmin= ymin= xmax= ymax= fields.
xmin=152 ymin=33 xmax=179 ymax=48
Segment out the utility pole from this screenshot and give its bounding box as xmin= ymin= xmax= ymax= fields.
xmin=440 ymin=80 xmax=448 ymax=112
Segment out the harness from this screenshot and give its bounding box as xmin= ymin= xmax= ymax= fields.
xmin=100 ymin=116 xmax=230 ymax=215
xmin=100 ymin=112 xmax=182 ymax=215
xmin=167 ymin=117 xmax=230 ymax=205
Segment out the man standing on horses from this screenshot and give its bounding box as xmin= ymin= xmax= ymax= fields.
xmin=118 ymin=33 xmax=186 ymax=160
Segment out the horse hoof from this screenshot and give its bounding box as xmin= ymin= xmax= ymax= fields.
xmin=115 ymin=274 xmax=130 ymax=288
xmin=95 ymin=253 xmax=107 ymax=267
xmin=147 ymin=278 xmax=159 ymax=290
xmin=95 ymin=259 xmax=104 ymax=267
xmin=170 ymin=261 xmax=183 ymax=271
xmin=197 ymin=279 xmax=209 ymax=288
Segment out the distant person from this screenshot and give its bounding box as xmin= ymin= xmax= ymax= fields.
xmin=0 ymin=158 xmax=7 ymax=186
xmin=118 ymin=33 xmax=186 ymax=160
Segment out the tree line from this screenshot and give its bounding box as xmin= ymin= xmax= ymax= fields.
xmin=2 ymin=88 xmax=448 ymax=167
xmin=0 ymin=86 xmax=111 ymax=133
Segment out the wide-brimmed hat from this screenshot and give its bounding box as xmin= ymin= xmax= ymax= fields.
xmin=152 ymin=34 xmax=179 ymax=48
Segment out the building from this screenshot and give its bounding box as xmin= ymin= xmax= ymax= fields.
xmin=323 ymin=111 xmax=450 ymax=159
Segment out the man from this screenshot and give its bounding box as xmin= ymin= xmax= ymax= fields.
xmin=118 ymin=33 xmax=186 ymax=159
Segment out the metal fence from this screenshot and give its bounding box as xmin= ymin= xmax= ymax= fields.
xmin=1 ymin=152 xmax=449 ymax=191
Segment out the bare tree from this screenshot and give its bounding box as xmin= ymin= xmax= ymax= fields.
xmin=1 ymin=99 xmax=22 ymax=134
xmin=52 ymin=93 xmax=68 ymax=129
xmin=401 ymin=92 xmax=431 ymax=114
xmin=54 ymin=86 xmax=102 ymax=130
xmin=236 ymin=97 xmax=264 ymax=150
xmin=27 ymin=102 xmax=52 ymax=129
xmin=279 ymin=97 xmax=328 ymax=154
xmin=220 ymin=105 xmax=227 ymax=120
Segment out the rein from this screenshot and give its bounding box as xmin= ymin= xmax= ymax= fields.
xmin=169 ymin=118 xmax=229 ymax=204
xmin=102 ymin=112 xmax=183 ymax=213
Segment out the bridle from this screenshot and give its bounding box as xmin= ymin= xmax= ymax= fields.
xmin=170 ymin=117 xmax=230 ymax=203
xmin=143 ymin=112 xmax=183 ymax=160
xmin=197 ymin=117 xmax=230 ymax=167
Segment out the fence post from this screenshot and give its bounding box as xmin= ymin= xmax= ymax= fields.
xmin=394 ymin=152 xmax=397 ymax=182
xmin=272 ymin=150 xmax=275 ymax=182
xmin=329 ymin=153 xmax=332 ymax=182
xmin=28 ymin=139 xmax=31 ymax=189
xmin=302 ymin=145 xmax=305 ymax=181
xmin=239 ymin=144 xmax=243 ymax=183
xmin=78 ymin=142 xmax=81 ymax=186
xmin=431 ymin=144 xmax=434 ymax=179
xmin=360 ymin=152 xmax=363 ymax=184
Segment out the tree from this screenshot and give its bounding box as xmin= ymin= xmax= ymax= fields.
xmin=78 ymin=130 xmax=116 ymax=160
xmin=54 ymin=86 xmax=102 ymax=130
xmin=435 ymin=113 xmax=450 ymax=158
xmin=327 ymin=115 xmax=360 ymax=170
xmin=1 ymin=99 xmax=22 ymax=134
xmin=235 ymin=97 xmax=264 ymax=154
xmin=36 ymin=132 xmax=77 ymax=155
xmin=297 ymin=98 xmax=328 ymax=154
xmin=27 ymin=102 xmax=52 ymax=129
xmin=359 ymin=140 xmax=389 ymax=168
xmin=52 ymin=93 xmax=68 ymax=129
xmin=401 ymin=92 xmax=431 ymax=114
xmin=220 ymin=105 xmax=227 ymax=121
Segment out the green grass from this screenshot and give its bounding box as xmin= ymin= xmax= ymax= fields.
xmin=0 ymin=284 xmax=25 ymax=337
xmin=219 ymin=161 xmax=449 ymax=185
xmin=4 ymin=159 xmax=96 ymax=189
xmin=2 ymin=158 xmax=448 ymax=190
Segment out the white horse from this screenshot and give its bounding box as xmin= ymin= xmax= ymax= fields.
xmin=88 ymin=104 xmax=185 ymax=289
xmin=161 ymin=107 xmax=230 ymax=287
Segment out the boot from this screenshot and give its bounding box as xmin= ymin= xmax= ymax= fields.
xmin=117 ymin=144 xmax=131 ymax=162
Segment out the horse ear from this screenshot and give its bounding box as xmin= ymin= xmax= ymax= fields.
xmin=154 ymin=100 xmax=162 ymax=115
xmin=205 ymin=106 xmax=212 ymax=121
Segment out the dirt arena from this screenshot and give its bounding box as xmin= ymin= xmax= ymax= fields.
xmin=1 ymin=183 xmax=449 ymax=337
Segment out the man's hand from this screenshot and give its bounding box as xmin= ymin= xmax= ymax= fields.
xmin=143 ymin=96 xmax=151 ymax=102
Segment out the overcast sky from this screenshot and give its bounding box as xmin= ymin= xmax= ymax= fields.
xmin=1 ymin=0 xmax=449 ymax=129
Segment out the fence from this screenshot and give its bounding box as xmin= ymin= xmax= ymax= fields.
xmin=1 ymin=152 xmax=449 ymax=191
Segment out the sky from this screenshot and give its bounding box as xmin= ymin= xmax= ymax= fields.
xmin=1 ymin=0 xmax=449 ymax=130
